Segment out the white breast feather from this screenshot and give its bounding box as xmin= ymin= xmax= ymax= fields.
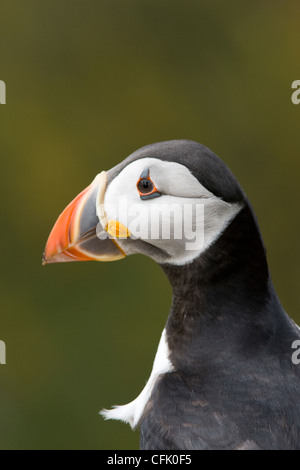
xmin=100 ymin=329 xmax=174 ymax=429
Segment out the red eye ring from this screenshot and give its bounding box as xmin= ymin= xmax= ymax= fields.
xmin=136 ymin=172 xmax=161 ymax=200
xmin=137 ymin=178 xmax=154 ymax=194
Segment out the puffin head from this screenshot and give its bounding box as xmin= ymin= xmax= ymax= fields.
xmin=43 ymin=140 xmax=247 ymax=267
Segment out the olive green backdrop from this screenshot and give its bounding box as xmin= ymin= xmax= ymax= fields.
xmin=0 ymin=0 xmax=299 ymax=449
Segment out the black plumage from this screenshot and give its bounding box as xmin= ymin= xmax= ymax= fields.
xmin=44 ymin=140 xmax=300 ymax=449
xmin=128 ymin=141 xmax=300 ymax=450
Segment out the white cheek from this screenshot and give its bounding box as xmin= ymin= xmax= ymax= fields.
xmin=102 ymin=158 xmax=243 ymax=266
xmin=167 ymin=199 xmax=242 ymax=265
xmin=104 ymin=190 xmax=149 ymax=240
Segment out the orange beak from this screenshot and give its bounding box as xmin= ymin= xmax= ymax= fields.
xmin=43 ymin=171 xmax=125 ymax=265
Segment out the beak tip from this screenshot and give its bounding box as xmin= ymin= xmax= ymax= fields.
xmin=42 ymin=252 xmax=48 ymax=266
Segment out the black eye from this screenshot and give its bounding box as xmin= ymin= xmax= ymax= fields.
xmin=137 ymin=179 xmax=154 ymax=194
xmin=137 ymin=169 xmax=161 ymax=200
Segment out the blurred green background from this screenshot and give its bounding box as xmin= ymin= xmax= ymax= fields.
xmin=0 ymin=0 xmax=299 ymax=450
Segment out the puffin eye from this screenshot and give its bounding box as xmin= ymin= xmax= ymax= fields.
xmin=137 ymin=179 xmax=154 ymax=194
xmin=137 ymin=169 xmax=161 ymax=200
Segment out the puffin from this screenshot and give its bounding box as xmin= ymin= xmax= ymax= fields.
xmin=43 ymin=140 xmax=300 ymax=450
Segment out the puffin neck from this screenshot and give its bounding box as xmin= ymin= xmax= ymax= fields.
xmin=161 ymin=205 xmax=274 ymax=371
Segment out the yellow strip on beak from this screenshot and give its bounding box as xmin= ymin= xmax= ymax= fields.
xmin=107 ymin=220 xmax=131 ymax=239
